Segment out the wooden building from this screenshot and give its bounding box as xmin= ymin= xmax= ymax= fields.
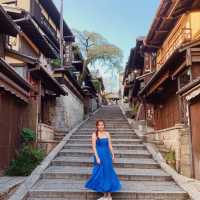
xmin=123 ymin=37 xmax=150 ymax=119
xmin=1 ymin=1 xmax=70 ymax=152
xmin=0 ymin=0 xmax=97 ymax=152
xmin=0 ymin=5 xmax=33 ymax=171
xmin=139 ymin=0 xmax=200 ymax=179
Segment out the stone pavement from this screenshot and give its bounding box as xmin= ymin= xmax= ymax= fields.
xmin=0 ymin=176 xmax=26 ymax=200
xmin=9 ymin=105 xmax=190 ymax=200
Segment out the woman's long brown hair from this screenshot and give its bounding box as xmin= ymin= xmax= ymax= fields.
xmin=96 ymin=120 xmax=105 ymax=140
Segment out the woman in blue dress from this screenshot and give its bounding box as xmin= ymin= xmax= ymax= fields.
xmin=84 ymin=120 xmax=122 ymax=200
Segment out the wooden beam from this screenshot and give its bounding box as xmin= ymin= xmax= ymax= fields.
xmin=192 ymin=56 xmax=200 ymax=63
xmin=19 ymin=32 xmax=40 ymax=55
xmin=145 ymin=43 xmax=160 ymax=49
xmin=167 ymin=0 xmax=181 ymax=18
xmin=0 ymin=72 xmax=29 ymax=102
xmin=171 ymin=61 xmax=187 ymax=79
xmin=147 ymin=71 xmax=169 ymax=96
xmin=155 ymin=30 xmax=169 ymax=34
xmin=186 ymin=48 xmax=192 ymax=66
xmin=191 ymin=48 xmax=200 ymax=52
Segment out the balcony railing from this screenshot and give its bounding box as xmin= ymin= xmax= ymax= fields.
xmin=30 ymin=0 xmax=59 ymax=46
xmin=41 ymin=15 xmax=59 ymax=43
xmin=156 ymin=21 xmax=192 ymax=70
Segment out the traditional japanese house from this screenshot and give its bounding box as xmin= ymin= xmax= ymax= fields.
xmin=0 ymin=5 xmax=33 ymax=171
xmin=123 ymin=37 xmax=145 ymax=118
xmin=71 ymin=46 xmax=98 ymax=114
xmin=1 ymin=0 xmax=74 ymax=152
xmin=140 ymin=0 xmax=200 ymax=178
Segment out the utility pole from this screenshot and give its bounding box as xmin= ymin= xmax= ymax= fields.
xmin=60 ymin=0 xmax=64 ymax=68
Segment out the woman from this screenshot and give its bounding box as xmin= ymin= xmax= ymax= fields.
xmin=84 ymin=120 xmax=122 ymax=200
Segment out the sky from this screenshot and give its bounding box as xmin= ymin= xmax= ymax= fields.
xmin=53 ymin=0 xmax=159 ymax=92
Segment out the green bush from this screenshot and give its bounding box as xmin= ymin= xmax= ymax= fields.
xmin=51 ymin=58 xmax=61 ymax=68
xmin=21 ymin=128 xmax=36 ymax=144
xmin=5 ymin=145 xmax=44 ymax=176
xmin=164 ymin=149 xmax=176 ymax=161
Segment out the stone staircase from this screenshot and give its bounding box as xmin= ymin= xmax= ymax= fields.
xmin=27 ymin=105 xmax=189 ymax=200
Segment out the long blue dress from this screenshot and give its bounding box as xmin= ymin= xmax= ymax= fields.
xmin=84 ymin=137 xmax=122 ymax=192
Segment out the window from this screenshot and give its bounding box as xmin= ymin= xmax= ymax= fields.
xmin=7 ymin=36 xmax=17 ymax=49
xmin=178 ymin=68 xmax=192 ymax=89
xmin=15 ymin=66 xmax=27 ymax=80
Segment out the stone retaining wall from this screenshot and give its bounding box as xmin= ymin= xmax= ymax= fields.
xmin=52 ymin=85 xmax=84 ymax=133
xmin=145 ymin=124 xmax=192 ymax=177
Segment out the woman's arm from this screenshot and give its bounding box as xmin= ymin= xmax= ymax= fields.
xmin=92 ymin=132 xmax=100 ymax=163
xmin=107 ymin=132 xmax=115 ymax=159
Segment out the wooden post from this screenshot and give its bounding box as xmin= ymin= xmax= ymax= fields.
xmin=60 ymin=0 xmax=64 ymax=68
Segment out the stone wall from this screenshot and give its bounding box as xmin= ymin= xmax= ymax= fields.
xmin=52 ymin=85 xmax=84 ymax=133
xmin=91 ymin=97 xmax=98 ymax=112
xmin=145 ymin=124 xmax=192 ymax=177
xmin=37 ymin=123 xmax=57 ymax=155
xmin=37 ymin=123 xmax=54 ymax=141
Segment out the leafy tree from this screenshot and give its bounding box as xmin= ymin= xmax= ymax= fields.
xmin=73 ymin=30 xmax=123 ymax=86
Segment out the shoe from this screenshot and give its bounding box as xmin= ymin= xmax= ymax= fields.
xmin=97 ymin=197 xmax=107 ymax=200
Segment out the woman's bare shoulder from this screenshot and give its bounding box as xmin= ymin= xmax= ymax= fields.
xmin=92 ymin=132 xmax=96 ymax=138
xmin=106 ymin=131 xmax=110 ymax=137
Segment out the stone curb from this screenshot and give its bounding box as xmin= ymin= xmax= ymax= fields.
xmin=8 ymin=107 xmax=101 ymax=200
xmin=119 ymin=104 xmax=200 ymax=200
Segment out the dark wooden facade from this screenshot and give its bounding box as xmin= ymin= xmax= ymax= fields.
xmin=138 ymin=0 xmax=200 ymax=179
xmin=0 ymin=6 xmax=33 ymax=169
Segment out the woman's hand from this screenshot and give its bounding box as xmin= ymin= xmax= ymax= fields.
xmin=96 ymin=156 xmax=101 ymax=164
xmin=112 ymin=153 xmax=115 ymax=161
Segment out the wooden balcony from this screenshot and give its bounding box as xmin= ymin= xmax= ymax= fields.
xmin=30 ymin=0 xmax=59 ymax=47
xmin=156 ymin=15 xmax=192 ymax=70
xmin=157 ymin=29 xmax=191 ymax=70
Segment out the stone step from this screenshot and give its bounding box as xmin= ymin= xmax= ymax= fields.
xmin=41 ymin=166 xmax=172 ymax=181
xmin=23 ymin=106 xmax=190 ymax=200
xmin=70 ymin=134 xmax=139 ymax=139
xmin=51 ymin=156 xmax=160 ymax=169
xmin=54 ymin=135 xmax=65 ymax=141
xmin=28 ymin=179 xmax=189 ymax=200
xmin=59 ymin=149 xmax=152 ymax=159
xmin=66 ymin=138 xmax=143 ymax=144
xmin=85 ymin=122 xmax=130 ymax=125
xmin=75 ymin=130 xmax=135 ymax=135
xmin=82 ymin=125 xmax=131 ymax=128
xmin=89 ymin=119 xmax=126 ymax=121
xmin=78 ymin=128 xmax=134 ymax=131
xmin=63 ymin=143 xmax=146 ymax=150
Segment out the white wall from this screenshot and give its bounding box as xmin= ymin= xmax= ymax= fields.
xmin=52 ymin=85 xmax=84 ymax=132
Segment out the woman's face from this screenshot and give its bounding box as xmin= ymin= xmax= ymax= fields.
xmin=97 ymin=121 xmax=105 ymax=131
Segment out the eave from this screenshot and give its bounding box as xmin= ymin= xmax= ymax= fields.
xmin=177 ymin=78 xmax=200 ymax=96
xmin=0 ymin=5 xmax=19 ymax=36
xmin=15 ymin=14 xmax=59 ymax=59
xmin=53 ymin=68 xmax=84 ymax=100
xmin=0 ymin=58 xmax=31 ymax=103
xmin=139 ymin=49 xmax=181 ymax=96
xmin=38 ymin=0 xmax=74 ymax=42
xmin=145 ymin=0 xmax=196 ymax=48
xmin=29 ymin=65 xmax=67 ymax=96
xmin=6 ymin=48 xmax=39 ymax=65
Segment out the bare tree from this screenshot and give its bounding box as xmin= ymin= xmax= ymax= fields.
xmin=73 ymin=30 xmax=123 ymax=86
